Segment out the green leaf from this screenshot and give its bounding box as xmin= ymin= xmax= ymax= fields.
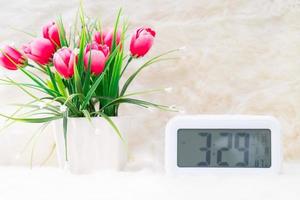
xmin=77 ymin=24 xmax=86 ymax=73
xmin=112 ymin=8 xmax=122 ymax=50
xmin=0 ymin=100 xmax=42 ymax=133
xmin=9 ymin=26 xmax=36 ymax=38
xmin=63 ymin=109 xmax=68 ymax=161
xmin=21 ymin=122 xmax=49 ymax=155
xmin=81 ymin=70 xmax=105 ymax=109
xmin=82 ymin=43 xmax=92 ymax=95
xmin=120 ymin=50 xmax=179 ymax=96
xmin=101 ymin=97 xmax=175 ymax=112
xmin=82 ymin=109 xmax=91 ymax=122
xmin=98 ymin=112 xmax=125 ymax=142
xmin=0 ymin=113 xmax=62 ymax=123
xmin=56 ymin=16 xmax=68 ymax=47
xmin=4 ymin=77 xmax=40 ymax=100
xmin=46 ymin=80 xmax=55 ymax=91
xmin=73 ymin=62 xmax=83 ymax=98
xmin=46 ymin=66 xmax=60 ymax=94
xmin=0 ymin=78 xmax=46 ymax=94
xmin=20 ymin=68 xmax=58 ymax=97
xmin=55 ymin=72 xmax=68 ymax=97
xmin=30 ymin=122 xmax=50 ymax=168
xmin=40 ymin=143 xmax=56 ymax=166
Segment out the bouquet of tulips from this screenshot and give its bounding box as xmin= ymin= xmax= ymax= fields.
xmin=0 ymin=6 xmax=177 ymax=140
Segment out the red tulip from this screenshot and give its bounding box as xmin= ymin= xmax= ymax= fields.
xmin=0 ymin=45 xmax=27 ymax=70
xmin=22 ymin=38 xmax=55 ymax=65
xmin=43 ymin=21 xmax=61 ymax=48
xmin=84 ymin=42 xmax=109 ymax=75
xmin=130 ymin=27 xmax=156 ymax=57
xmin=93 ymin=28 xmax=121 ymax=48
xmin=53 ymin=47 xmax=77 ymax=79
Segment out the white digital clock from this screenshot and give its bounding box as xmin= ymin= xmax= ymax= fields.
xmin=165 ymin=115 xmax=282 ymax=174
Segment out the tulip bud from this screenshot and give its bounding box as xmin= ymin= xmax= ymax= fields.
xmin=0 ymin=45 xmax=27 ymax=70
xmin=130 ymin=27 xmax=156 ymax=58
xmin=84 ymin=42 xmax=109 ymax=75
xmin=43 ymin=21 xmax=61 ymax=48
xmin=22 ymin=38 xmax=55 ymax=65
xmin=53 ymin=47 xmax=77 ymax=79
xmin=93 ymin=28 xmax=121 ymax=49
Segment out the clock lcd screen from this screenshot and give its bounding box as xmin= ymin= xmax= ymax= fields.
xmin=177 ymin=129 xmax=271 ymax=168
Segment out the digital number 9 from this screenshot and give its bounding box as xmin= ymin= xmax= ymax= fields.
xmin=235 ymin=133 xmax=250 ymax=167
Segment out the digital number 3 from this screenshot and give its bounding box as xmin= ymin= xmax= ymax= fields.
xmin=198 ymin=133 xmax=211 ymax=166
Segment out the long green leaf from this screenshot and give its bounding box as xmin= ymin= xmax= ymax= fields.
xmin=56 ymin=16 xmax=68 ymax=47
xmin=82 ymin=42 xmax=92 ymax=95
xmin=98 ymin=112 xmax=125 ymax=142
xmin=82 ymin=109 xmax=91 ymax=122
xmin=40 ymin=143 xmax=56 ymax=166
xmin=0 ymin=113 xmax=61 ymax=123
xmin=4 ymin=77 xmax=40 ymax=100
xmin=63 ymin=109 xmax=68 ymax=161
xmin=46 ymin=66 xmax=60 ymax=94
xmin=120 ymin=50 xmax=178 ymax=96
xmin=112 ymin=8 xmax=122 ymax=50
xmin=81 ymin=71 xmax=105 ymax=109
xmin=101 ymin=98 xmax=175 ymax=112
xmin=55 ymin=72 xmax=68 ymax=97
xmin=20 ymin=68 xmax=58 ymax=97
xmin=30 ymin=122 xmax=50 ymax=168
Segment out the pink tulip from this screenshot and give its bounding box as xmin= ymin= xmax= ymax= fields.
xmin=130 ymin=27 xmax=156 ymax=57
xmin=93 ymin=28 xmax=121 ymax=48
xmin=22 ymin=38 xmax=55 ymax=65
xmin=53 ymin=47 xmax=77 ymax=79
xmin=0 ymin=45 xmax=27 ymax=70
xmin=43 ymin=21 xmax=61 ymax=48
xmin=84 ymin=42 xmax=109 ymax=75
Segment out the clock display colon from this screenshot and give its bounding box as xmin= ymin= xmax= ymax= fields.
xmin=177 ymin=129 xmax=271 ymax=168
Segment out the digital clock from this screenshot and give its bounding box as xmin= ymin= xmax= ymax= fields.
xmin=165 ymin=115 xmax=282 ymax=174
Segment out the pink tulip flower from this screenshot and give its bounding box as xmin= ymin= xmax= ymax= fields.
xmin=130 ymin=27 xmax=156 ymax=57
xmin=43 ymin=21 xmax=61 ymax=48
xmin=22 ymin=38 xmax=55 ymax=65
xmin=84 ymin=42 xmax=109 ymax=75
xmin=53 ymin=47 xmax=77 ymax=79
xmin=0 ymin=45 xmax=27 ymax=70
xmin=93 ymin=28 xmax=121 ymax=48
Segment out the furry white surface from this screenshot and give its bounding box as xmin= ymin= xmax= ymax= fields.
xmin=0 ymin=163 xmax=300 ymax=200
xmin=0 ymin=0 xmax=300 ymax=169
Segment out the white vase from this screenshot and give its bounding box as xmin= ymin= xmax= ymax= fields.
xmin=53 ymin=117 xmax=129 ymax=174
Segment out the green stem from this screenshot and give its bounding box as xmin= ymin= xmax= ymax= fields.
xmin=120 ymin=56 xmax=133 ymax=77
xmin=27 ymin=63 xmax=47 ymax=75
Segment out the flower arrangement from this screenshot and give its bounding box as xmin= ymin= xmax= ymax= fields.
xmin=0 ymin=5 xmax=177 ymax=161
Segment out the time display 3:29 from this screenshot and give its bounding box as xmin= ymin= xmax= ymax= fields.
xmin=177 ymin=129 xmax=271 ymax=168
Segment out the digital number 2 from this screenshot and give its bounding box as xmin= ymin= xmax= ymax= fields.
xmin=197 ymin=133 xmax=211 ymax=166
xmin=217 ymin=133 xmax=233 ymax=167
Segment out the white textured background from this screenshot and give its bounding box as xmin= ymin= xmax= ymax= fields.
xmin=0 ymin=0 xmax=300 ymax=169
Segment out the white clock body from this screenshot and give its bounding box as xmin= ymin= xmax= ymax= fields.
xmin=165 ymin=115 xmax=282 ymax=175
